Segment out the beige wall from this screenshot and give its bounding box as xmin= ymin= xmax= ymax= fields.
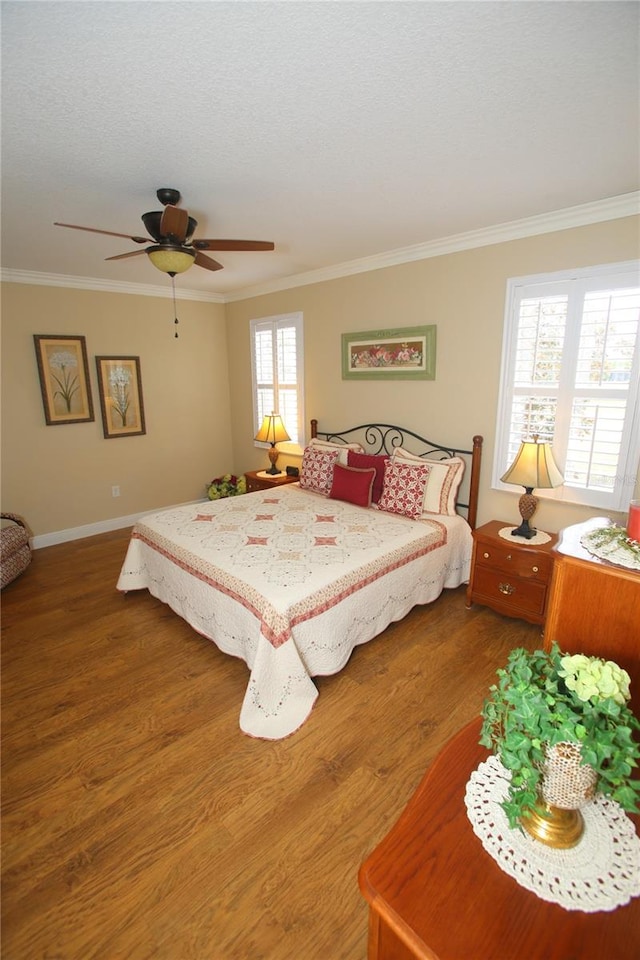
xmin=2 ymin=216 xmax=638 ymax=542
xmin=1 ymin=283 xmax=231 ymax=538
xmin=227 ymin=216 xmax=640 ymax=532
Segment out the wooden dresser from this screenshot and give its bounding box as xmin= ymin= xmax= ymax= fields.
xmin=544 ymin=516 xmax=640 ymax=699
xmin=359 ymin=718 xmax=640 ymax=960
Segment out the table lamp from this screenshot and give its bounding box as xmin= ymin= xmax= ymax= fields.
xmin=500 ymin=436 xmax=564 ymax=539
xmin=254 ymin=413 xmax=291 ymax=475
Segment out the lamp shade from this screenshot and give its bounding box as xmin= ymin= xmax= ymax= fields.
xmin=501 ymin=438 xmax=564 ymax=490
xmin=254 ymin=413 xmax=291 ymax=445
xmin=147 ymin=245 xmax=196 ymax=274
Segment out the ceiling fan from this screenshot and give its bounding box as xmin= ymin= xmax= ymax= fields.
xmin=54 ymin=187 xmax=275 ymax=276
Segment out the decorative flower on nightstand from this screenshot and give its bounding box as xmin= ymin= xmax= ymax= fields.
xmin=207 ymin=474 xmax=247 ymax=500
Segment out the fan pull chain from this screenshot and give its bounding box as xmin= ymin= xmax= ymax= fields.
xmin=170 ymin=274 xmax=179 ymax=338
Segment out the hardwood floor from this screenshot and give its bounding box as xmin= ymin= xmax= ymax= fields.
xmin=1 ymin=529 xmax=543 ymax=960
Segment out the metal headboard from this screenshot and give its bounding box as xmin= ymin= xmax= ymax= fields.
xmin=310 ymin=419 xmax=483 ymax=529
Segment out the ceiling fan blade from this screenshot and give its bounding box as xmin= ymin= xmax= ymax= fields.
xmin=54 ymin=222 xmax=148 ymax=243
xmin=194 ymin=251 xmax=224 ymax=271
xmin=105 ymin=249 xmax=148 ymax=261
xmin=160 ymin=205 xmax=189 ymax=242
xmin=192 ymin=239 xmax=275 ymax=252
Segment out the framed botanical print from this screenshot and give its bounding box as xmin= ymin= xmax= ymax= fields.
xmin=33 ymin=334 xmax=95 ymax=425
xmin=95 ymin=356 xmax=146 ymax=439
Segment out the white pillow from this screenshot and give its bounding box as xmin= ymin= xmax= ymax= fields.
xmin=392 ymin=447 xmax=465 ymax=517
xmin=309 ymin=437 xmax=364 ymax=465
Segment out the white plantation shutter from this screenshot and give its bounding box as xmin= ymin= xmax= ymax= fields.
xmin=250 ymin=312 xmax=304 ymax=447
xmin=494 ymin=263 xmax=640 ymax=510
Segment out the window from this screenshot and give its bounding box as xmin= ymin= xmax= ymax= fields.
xmin=494 ymin=262 xmax=640 ymax=511
xmin=250 ymin=312 xmax=304 ymax=450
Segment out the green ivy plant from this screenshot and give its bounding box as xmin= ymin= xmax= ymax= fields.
xmin=480 ymin=644 xmax=640 ymax=828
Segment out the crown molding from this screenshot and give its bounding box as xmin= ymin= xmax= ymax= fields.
xmin=0 ymin=269 xmax=225 ymax=303
xmin=2 ymin=193 xmax=638 ymax=304
xmin=225 ymin=192 xmax=640 ymax=301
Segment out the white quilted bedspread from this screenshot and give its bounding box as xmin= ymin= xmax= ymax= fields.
xmin=117 ymin=485 xmax=472 ymax=739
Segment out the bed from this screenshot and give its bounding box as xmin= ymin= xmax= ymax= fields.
xmin=117 ymin=422 xmax=483 ymax=739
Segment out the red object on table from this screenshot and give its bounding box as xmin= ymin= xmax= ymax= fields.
xmin=359 ymin=718 xmax=640 ymax=960
xmin=628 ymin=500 xmax=640 ymax=542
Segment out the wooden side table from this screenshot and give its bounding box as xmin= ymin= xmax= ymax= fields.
xmin=465 ymin=520 xmax=558 ymax=625
xmin=244 ymin=470 xmax=299 ymax=493
xmin=544 ymin=516 xmax=640 ymax=702
xmin=358 ymin=719 xmax=640 ymax=960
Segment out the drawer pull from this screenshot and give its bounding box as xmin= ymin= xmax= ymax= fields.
xmin=532 ymin=566 xmax=539 ymax=573
xmin=499 ymin=582 xmax=515 ymax=596
xmin=483 ymin=552 xmax=490 ymax=559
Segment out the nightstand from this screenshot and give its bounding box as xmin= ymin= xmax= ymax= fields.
xmin=465 ymin=520 xmax=558 ymax=625
xmin=244 ymin=470 xmax=299 ymax=493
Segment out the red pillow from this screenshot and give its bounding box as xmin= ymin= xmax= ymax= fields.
xmin=347 ymin=451 xmax=387 ymax=503
xmin=329 ymin=463 xmax=376 ymax=508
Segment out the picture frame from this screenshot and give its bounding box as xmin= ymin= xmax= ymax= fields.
xmin=33 ymin=334 xmax=95 ymax=425
xmin=95 ymin=356 xmax=146 ymax=439
xmin=341 ymin=325 xmax=437 ymax=380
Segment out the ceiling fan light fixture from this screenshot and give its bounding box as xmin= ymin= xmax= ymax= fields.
xmin=142 ymin=211 xmax=198 ymax=243
xmin=147 ymin=245 xmax=196 ymax=275
xmin=54 ymin=189 xmax=274 ymax=280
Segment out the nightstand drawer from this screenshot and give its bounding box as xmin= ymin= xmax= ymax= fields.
xmin=475 ymin=542 xmax=552 ymax=582
xmin=245 ymin=470 xmax=298 ymax=493
xmin=245 ymin=473 xmax=265 ymax=493
xmin=472 ymin=567 xmax=548 ymax=619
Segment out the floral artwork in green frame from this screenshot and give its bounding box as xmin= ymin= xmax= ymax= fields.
xmin=341 ymin=325 xmax=436 ymax=380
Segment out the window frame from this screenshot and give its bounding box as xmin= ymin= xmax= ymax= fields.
xmin=250 ymin=311 xmax=305 ymax=455
xmin=493 ymin=260 xmax=640 ymax=512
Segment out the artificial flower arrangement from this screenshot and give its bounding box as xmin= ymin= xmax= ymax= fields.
xmin=581 ymin=523 xmax=640 ymax=570
xmin=480 ymin=643 xmax=640 ymax=827
xmin=207 ymin=473 xmax=247 ymax=500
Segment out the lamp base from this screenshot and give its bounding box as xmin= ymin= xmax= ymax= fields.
xmin=266 ymin=445 xmax=281 ymax=475
xmin=510 ymin=519 xmax=537 ymax=540
xmin=511 ymin=488 xmax=538 ymax=539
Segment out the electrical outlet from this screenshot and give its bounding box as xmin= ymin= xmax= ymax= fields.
xmin=112 ymin=485 xmax=120 ymax=498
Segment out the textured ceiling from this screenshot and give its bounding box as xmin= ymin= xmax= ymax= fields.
xmin=1 ymin=1 xmax=639 ymax=301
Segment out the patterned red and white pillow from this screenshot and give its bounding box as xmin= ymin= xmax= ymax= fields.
xmin=299 ymin=446 xmax=341 ymax=495
xmin=392 ymin=447 xmax=465 ymax=517
xmin=376 ymin=459 xmax=431 ymax=520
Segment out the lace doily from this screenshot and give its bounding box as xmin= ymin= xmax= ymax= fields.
xmin=580 ymin=526 xmax=640 ymax=571
xmin=498 ymin=526 xmax=551 ymax=545
xmin=465 ymin=755 xmax=640 ymax=913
